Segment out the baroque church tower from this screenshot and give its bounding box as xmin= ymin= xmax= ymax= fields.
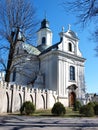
xmin=37 ymin=18 xmax=52 ymax=51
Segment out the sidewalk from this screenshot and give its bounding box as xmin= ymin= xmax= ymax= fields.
xmin=0 ymin=115 xmax=98 ymax=130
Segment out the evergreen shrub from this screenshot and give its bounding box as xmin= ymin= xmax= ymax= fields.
xmin=87 ymin=102 xmax=95 ymax=108
xmin=73 ymin=100 xmax=82 ymax=111
xmin=94 ymin=104 xmax=98 ymax=115
xmin=79 ymin=104 xmax=94 ymax=117
xmin=20 ymin=101 xmax=35 ymax=115
xmin=51 ymin=102 xmax=66 ymax=116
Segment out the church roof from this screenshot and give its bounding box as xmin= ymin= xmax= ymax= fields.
xmin=40 ymin=18 xmax=49 ymax=29
xmin=37 ymin=18 xmax=51 ymax=32
xmin=37 ymin=44 xmax=49 ymax=52
xmin=22 ymin=43 xmax=41 ymax=55
xmin=40 ymin=41 xmax=61 ymax=55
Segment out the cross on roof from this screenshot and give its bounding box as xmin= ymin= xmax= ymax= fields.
xmin=62 ymin=26 xmax=65 ymax=32
xmin=68 ymin=24 xmax=71 ymax=30
xmin=44 ymin=11 xmax=47 ymax=19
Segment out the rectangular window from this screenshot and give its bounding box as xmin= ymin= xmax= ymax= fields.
xmin=70 ymin=66 xmax=75 ymax=80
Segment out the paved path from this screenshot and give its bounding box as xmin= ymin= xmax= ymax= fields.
xmin=0 ymin=115 xmax=98 ymax=130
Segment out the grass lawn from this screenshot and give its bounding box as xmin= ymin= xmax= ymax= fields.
xmin=11 ymin=107 xmax=98 ymax=117
xmin=32 ymin=107 xmax=82 ymax=117
xmin=65 ymin=107 xmax=82 ymax=117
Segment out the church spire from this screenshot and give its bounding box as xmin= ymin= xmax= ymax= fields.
xmin=40 ymin=18 xmax=49 ymax=29
xmin=37 ymin=18 xmax=52 ymax=48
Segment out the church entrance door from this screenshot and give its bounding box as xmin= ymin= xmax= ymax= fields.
xmin=69 ymin=92 xmax=76 ymax=107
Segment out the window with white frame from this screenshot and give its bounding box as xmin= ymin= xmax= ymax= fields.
xmin=70 ymin=66 xmax=75 ymax=80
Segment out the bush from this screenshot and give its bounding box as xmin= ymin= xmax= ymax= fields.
xmin=51 ymin=102 xmax=66 ymax=116
xmin=20 ymin=101 xmax=35 ymax=115
xmin=73 ymin=100 xmax=82 ymax=111
xmin=94 ymin=104 xmax=98 ymax=115
xmin=79 ymin=104 xmax=94 ymax=117
xmin=87 ymin=102 xmax=95 ymax=108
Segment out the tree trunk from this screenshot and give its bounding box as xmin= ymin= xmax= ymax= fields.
xmin=5 ymin=46 xmax=14 ymax=82
xmin=5 ymin=28 xmax=19 ymax=82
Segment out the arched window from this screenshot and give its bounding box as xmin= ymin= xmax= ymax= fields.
xmin=69 ymin=42 xmax=72 ymax=52
xmin=12 ymin=68 xmax=16 ymax=82
xmin=70 ymin=66 xmax=75 ymax=80
xmin=42 ymin=37 xmax=46 ymax=44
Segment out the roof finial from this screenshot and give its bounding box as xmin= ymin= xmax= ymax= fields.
xmin=62 ymin=26 xmax=65 ymax=32
xmin=68 ymin=24 xmax=71 ymax=30
xmin=44 ymin=10 xmax=47 ymax=19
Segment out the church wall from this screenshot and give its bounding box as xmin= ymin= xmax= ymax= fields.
xmin=13 ymin=86 xmax=23 ymax=112
xmin=39 ymin=52 xmax=67 ymax=108
xmin=39 ymin=55 xmax=50 ymax=89
xmin=56 ymin=50 xmax=85 ymax=105
xmin=58 ymin=59 xmax=65 ymax=96
xmin=0 ymin=80 xmax=58 ymax=113
xmin=58 ymin=56 xmax=78 ymax=97
xmin=57 ymin=56 xmax=70 ymax=106
xmin=34 ymin=89 xmax=45 ymax=109
xmin=10 ymin=41 xmax=40 ymax=85
xmin=76 ymin=64 xmax=85 ymax=104
xmin=57 ymin=33 xmax=85 ymax=105
xmin=0 ymin=82 xmax=12 ymax=113
xmin=40 ymin=49 xmax=86 ymax=106
xmin=46 ymin=32 xmax=52 ymax=46
xmin=40 ymin=52 xmax=58 ymax=91
xmin=49 ymin=55 xmax=58 ymax=91
xmin=46 ymin=90 xmax=57 ymax=109
xmin=64 ymin=61 xmax=69 ymax=90
xmin=59 ymin=32 xmax=82 ymax=57
xmin=10 ymin=53 xmax=40 ymax=85
xmin=59 ymin=98 xmax=69 ymax=107
xmin=66 ymin=58 xmax=85 ymax=104
xmin=58 ymin=36 xmax=75 ymax=54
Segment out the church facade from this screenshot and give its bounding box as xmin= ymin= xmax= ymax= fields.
xmin=10 ymin=18 xmax=86 ymax=107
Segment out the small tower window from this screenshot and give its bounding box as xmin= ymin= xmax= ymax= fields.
xmin=42 ymin=37 xmax=46 ymax=45
xmin=69 ymin=42 xmax=72 ymax=52
xmin=70 ymin=66 xmax=75 ymax=81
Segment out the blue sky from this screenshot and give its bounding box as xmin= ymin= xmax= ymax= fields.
xmin=33 ymin=0 xmax=98 ymax=93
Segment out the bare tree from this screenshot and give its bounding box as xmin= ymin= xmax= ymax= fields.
xmin=63 ymin=0 xmax=98 ymax=24
xmin=63 ymin=0 xmax=98 ymax=54
xmin=0 ymin=0 xmax=38 ymax=82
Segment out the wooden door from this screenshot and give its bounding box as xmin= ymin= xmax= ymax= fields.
xmin=69 ymin=92 xmax=76 ymax=107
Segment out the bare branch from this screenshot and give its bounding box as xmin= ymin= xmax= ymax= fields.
xmin=0 ymin=0 xmax=38 ymax=82
xmin=0 ymin=0 xmax=38 ymax=43
xmin=63 ymin=0 xmax=98 ymax=26
xmin=63 ymin=0 xmax=98 ymax=55
xmin=0 ymin=46 xmax=9 ymax=50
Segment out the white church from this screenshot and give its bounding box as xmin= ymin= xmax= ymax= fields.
xmin=9 ymin=18 xmax=86 ymax=108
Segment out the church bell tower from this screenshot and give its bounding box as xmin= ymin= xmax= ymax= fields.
xmin=37 ymin=18 xmax=52 ymax=49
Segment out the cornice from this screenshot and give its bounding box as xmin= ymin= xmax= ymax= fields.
xmin=39 ymin=49 xmax=86 ymax=62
